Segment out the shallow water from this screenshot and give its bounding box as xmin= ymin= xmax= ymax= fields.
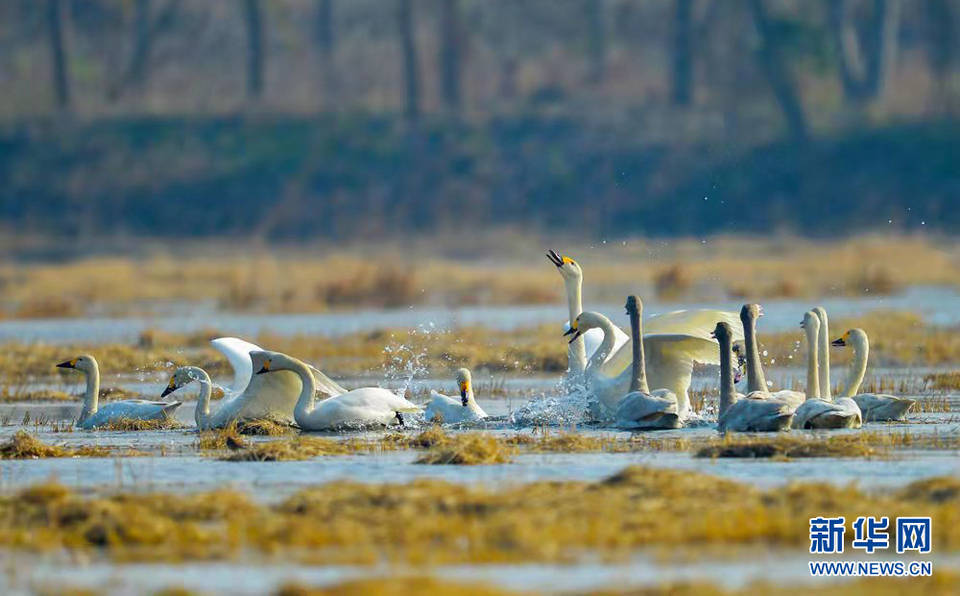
xmin=3 ymin=550 xmax=955 ymax=595
xmin=1 ymin=285 xmax=957 ymax=344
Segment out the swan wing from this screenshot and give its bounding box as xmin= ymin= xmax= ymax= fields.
xmin=236 ymin=369 xmax=302 ymax=423
xmin=719 ymin=396 xmax=794 ymax=432
xmin=646 ymin=309 xmax=744 ymax=342
xmin=852 ymin=393 xmax=915 ymax=421
xmin=615 ymin=389 xmax=678 ymax=426
xmin=307 ymin=363 xmax=348 ymax=398
xmin=211 ymin=337 xmax=264 ymax=396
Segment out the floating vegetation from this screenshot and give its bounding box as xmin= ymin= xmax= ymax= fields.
xmin=415 ymin=433 xmax=513 ymax=465
xmin=235 ymin=419 xmax=297 ymax=436
xmin=101 ymin=417 xmax=185 ymax=431
xmin=696 ymin=430 xmax=960 ymax=459
xmin=195 ymin=424 xmax=247 ymax=451
xmin=221 ymin=437 xmax=353 ymax=462
xmin=277 ymin=577 xmax=516 ymax=596
xmin=0 ymin=431 xmax=126 ymax=459
xmin=1 ymin=467 xmax=957 ymax=565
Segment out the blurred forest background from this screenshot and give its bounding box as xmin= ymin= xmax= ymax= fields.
xmin=0 ymin=0 xmax=957 ymax=257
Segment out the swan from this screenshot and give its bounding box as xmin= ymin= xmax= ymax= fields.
xmin=791 ymin=311 xmax=862 ymax=430
xmin=56 ymin=355 xmax=181 ymax=429
xmin=738 ymin=304 xmax=805 ymax=409
xmin=424 ymin=368 xmax=488 ymax=424
xmin=812 ymin=306 xmax=831 ymax=399
xmin=253 ymin=350 xmax=422 ymax=430
xmin=832 ymin=329 xmax=916 ymax=421
xmin=713 ymin=323 xmax=795 ymax=432
xmin=615 ymin=296 xmax=681 ymax=430
xmin=565 ymin=310 xmax=719 ymax=419
xmin=546 ymin=249 xmax=745 ymax=378
xmin=161 ymin=337 xmax=348 ymax=428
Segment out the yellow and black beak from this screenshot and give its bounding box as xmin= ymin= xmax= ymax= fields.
xmin=546 ymin=249 xmax=564 ymax=267
xmin=831 ymin=337 xmax=846 ymax=347
xmin=161 ymin=378 xmax=177 ymax=398
xmin=459 ymin=381 xmax=469 ymax=407
xmin=256 ymin=360 xmax=272 ymax=375
xmin=56 ymin=358 xmax=77 ymax=369
xmin=563 ymin=327 xmax=583 ymax=344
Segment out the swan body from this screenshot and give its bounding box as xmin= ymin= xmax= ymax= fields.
xmin=425 ymin=368 xmax=487 ymax=424
xmin=614 ymin=296 xmax=682 ymax=430
xmin=547 ymin=250 xmax=744 ymax=379
xmin=791 ymin=309 xmax=861 ymax=430
xmin=713 ymin=323 xmax=795 ymax=432
xmin=57 ymin=355 xmax=181 ymax=429
xmin=253 ymin=351 xmax=421 ymax=431
xmin=165 ymin=337 xmax=348 ymax=428
xmin=567 ymin=311 xmax=715 ymax=419
xmin=832 ymin=329 xmax=915 ymax=421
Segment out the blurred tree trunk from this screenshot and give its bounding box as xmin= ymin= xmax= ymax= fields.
xmin=109 ymin=0 xmax=181 ymax=101
xmin=586 ymin=0 xmax=606 ymax=85
xmin=46 ymin=0 xmax=70 ymax=109
xmin=671 ymin=0 xmax=693 ymax=105
xmin=748 ymin=0 xmax=808 ymax=143
xmin=439 ymin=0 xmax=462 ymax=113
xmin=316 ymin=0 xmax=335 ymax=104
xmin=398 ymin=0 xmax=420 ymax=123
xmin=244 ymin=0 xmax=264 ymax=99
xmin=829 ymin=0 xmax=900 ymax=103
xmin=923 ymin=0 xmax=955 ymax=107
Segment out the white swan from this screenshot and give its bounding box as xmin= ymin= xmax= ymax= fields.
xmin=713 ymin=323 xmax=795 ymax=432
xmin=57 ymin=355 xmax=181 ymax=429
xmin=615 ymin=296 xmax=681 ymax=430
xmin=832 ymin=329 xmax=916 ymax=421
xmin=791 ymin=311 xmax=862 ymax=430
xmin=546 ymin=250 xmax=745 ymax=378
xmin=424 ymin=368 xmax=488 ymax=424
xmin=565 ymin=311 xmax=719 ymax=419
xmin=161 ymin=337 xmax=348 ymax=428
xmin=253 ymin=350 xmax=421 ymax=430
xmin=812 ymin=306 xmax=831 ymax=399
xmin=739 ymin=304 xmax=805 ymax=409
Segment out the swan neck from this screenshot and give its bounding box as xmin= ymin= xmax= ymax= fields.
xmin=843 ymin=336 xmax=868 ymax=397
xmin=628 ymin=306 xmax=649 ymax=393
xmin=743 ymin=314 xmax=768 ymax=393
xmin=718 ymin=335 xmax=736 ymax=416
xmin=805 ymin=327 xmax=820 ymax=400
xmin=817 ymin=315 xmax=831 ymax=399
xmin=192 ymin=368 xmax=213 ymax=429
xmin=564 ymin=276 xmax=587 ymax=375
xmin=287 ymin=358 xmax=317 ymax=422
xmin=80 ymin=362 xmax=100 ymax=422
xmin=587 ymin=315 xmax=617 ymax=372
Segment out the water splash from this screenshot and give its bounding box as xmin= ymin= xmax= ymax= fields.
xmin=509 ymin=376 xmax=600 ymax=427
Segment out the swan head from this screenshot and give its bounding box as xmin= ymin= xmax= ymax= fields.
xmin=251 ymin=350 xmax=281 ymax=374
xmin=739 ymin=303 xmax=763 ymax=323
xmin=801 ymin=310 xmax=820 ymax=337
xmin=563 ymin=311 xmax=604 ymax=344
xmin=56 ymin=354 xmax=97 ymax=374
xmin=455 ymin=367 xmax=472 ymax=406
xmin=730 ymin=340 xmax=745 ymax=383
xmin=812 ymin=306 xmax=828 ymax=326
xmin=162 ymin=366 xmax=206 ymax=397
xmin=711 ymin=321 xmax=733 ymax=342
xmin=624 ymin=295 xmax=642 ymax=315
xmin=832 ymin=328 xmax=866 ymax=348
xmin=546 ymin=249 xmax=583 ymax=281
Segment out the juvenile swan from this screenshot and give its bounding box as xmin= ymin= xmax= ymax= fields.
xmin=565 ymin=311 xmax=718 ymax=418
xmin=162 ymin=337 xmax=348 ymax=428
xmin=714 ymin=323 xmax=795 ymax=432
xmin=57 ymin=355 xmax=181 ymax=429
xmin=425 ymin=368 xmax=488 ymax=424
xmin=832 ymin=329 xmax=916 ymax=421
xmin=253 ymin=351 xmax=421 ymax=430
xmin=615 ymin=296 xmax=681 ymax=430
xmin=546 ymin=250 xmax=744 ymax=378
xmin=791 ymin=312 xmax=862 ymax=430
xmin=739 ymin=304 xmax=805 ymax=409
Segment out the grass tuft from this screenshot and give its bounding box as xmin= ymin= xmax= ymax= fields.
xmin=101 ymin=417 xmax=185 ymax=431
xmin=0 ymin=430 xmax=125 ymax=458
xmin=415 ymin=433 xmax=513 ymax=465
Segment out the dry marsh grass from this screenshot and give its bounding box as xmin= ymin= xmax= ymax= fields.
xmin=277 ymin=578 xmax=520 ymax=596
xmin=0 ymin=430 xmax=141 ymax=459
xmin=414 ymin=433 xmax=514 ymax=465
xmin=1 ymin=467 xmax=957 ymax=565
xmin=697 ymin=430 xmax=960 ymax=459
xmin=100 ymin=417 xmax=185 ymax=431
xmin=1 ymin=236 xmax=957 ymax=319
